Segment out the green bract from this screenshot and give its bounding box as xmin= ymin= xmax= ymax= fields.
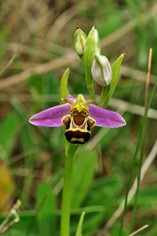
xmin=74 ymin=28 xmax=87 ymax=56
xmin=60 ymin=68 xmax=70 ymax=102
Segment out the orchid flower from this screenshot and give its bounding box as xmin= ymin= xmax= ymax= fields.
xmin=29 ymin=94 xmax=126 ymax=144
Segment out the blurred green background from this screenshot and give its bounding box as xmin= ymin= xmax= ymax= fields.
xmin=0 ymin=0 xmax=157 ymax=235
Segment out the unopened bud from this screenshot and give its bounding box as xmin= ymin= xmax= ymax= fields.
xmin=91 ymin=54 xmax=112 ymax=87
xmin=74 ymin=28 xmax=87 ymax=56
xmin=87 ymin=26 xmax=101 ymax=55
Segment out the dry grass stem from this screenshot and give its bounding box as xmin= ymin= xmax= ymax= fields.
xmin=0 ymin=93 xmax=156 ymax=119
xmin=47 ymin=2 xmax=86 ymax=41
xmin=0 ymin=50 xmax=19 ymax=76
xmin=145 ymin=48 xmax=152 ymax=111
xmin=110 ymin=98 xmax=157 ymax=120
xmin=0 ymin=52 xmax=78 ymax=90
xmin=129 ymin=224 xmax=149 ymax=236
xmin=121 ymin=65 xmax=156 ymax=85
xmin=0 ymin=199 xmax=21 ymax=234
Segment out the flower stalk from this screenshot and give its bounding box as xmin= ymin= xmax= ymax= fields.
xmin=60 ymin=143 xmax=78 ymax=236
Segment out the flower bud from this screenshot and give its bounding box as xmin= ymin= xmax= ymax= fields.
xmin=91 ymin=54 xmax=112 ymax=87
xmin=74 ymin=28 xmax=87 ymax=56
xmin=87 ymin=26 xmax=101 ymax=55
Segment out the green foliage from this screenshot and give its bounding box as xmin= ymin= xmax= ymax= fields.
xmin=99 ymin=12 xmax=123 ymax=38
xmin=0 ymin=112 xmax=19 ymax=160
xmin=0 ymin=27 xmax=8 ymax=61
xmin=71 ymin=150 xmax=98 ymax=209
xmin=0 ymin=213 xmax=37 ymax=235
xmin=36 ymin=183 xmax=57 ymax=236
xmin=111 ymin=224 xmax=129 ymax=236
xmin=11 ymin=97 xmax=37 ymax=206
xmin=131 ymin=185 xmax=157 ymax=206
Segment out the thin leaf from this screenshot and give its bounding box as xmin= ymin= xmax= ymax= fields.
xmin=60 ymin=68 xmax=70 ymax=102
xmin=100 ymin=53 xmax=124 ymax=107
xmin=75 ymin=212 xmax=85 ymax=236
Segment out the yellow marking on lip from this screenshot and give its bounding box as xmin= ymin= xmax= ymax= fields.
xmin=70 ymin=137 xmax=84 ymax=143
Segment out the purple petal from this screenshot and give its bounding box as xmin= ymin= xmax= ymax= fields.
xmin=89 ymin=104 xmax=126 ymax=128
xmin=29 ymin=103 xmax=71 ymax=127
xmin=67 ymin=95 xmax=75 ymax=101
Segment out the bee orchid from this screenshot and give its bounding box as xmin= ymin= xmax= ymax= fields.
xmin=29 ymin=94 xmax=126 ymax=144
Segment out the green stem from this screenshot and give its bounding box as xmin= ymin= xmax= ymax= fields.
xmin=60 ymin=143 xmax=78 ymax=236
xmin=85 ymin=70 xmax=96 ymax=101
xmin=87 ymin=83 xmax=96 ymax=101
xmin=98 ymin=87 xmax=109 ymax=107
